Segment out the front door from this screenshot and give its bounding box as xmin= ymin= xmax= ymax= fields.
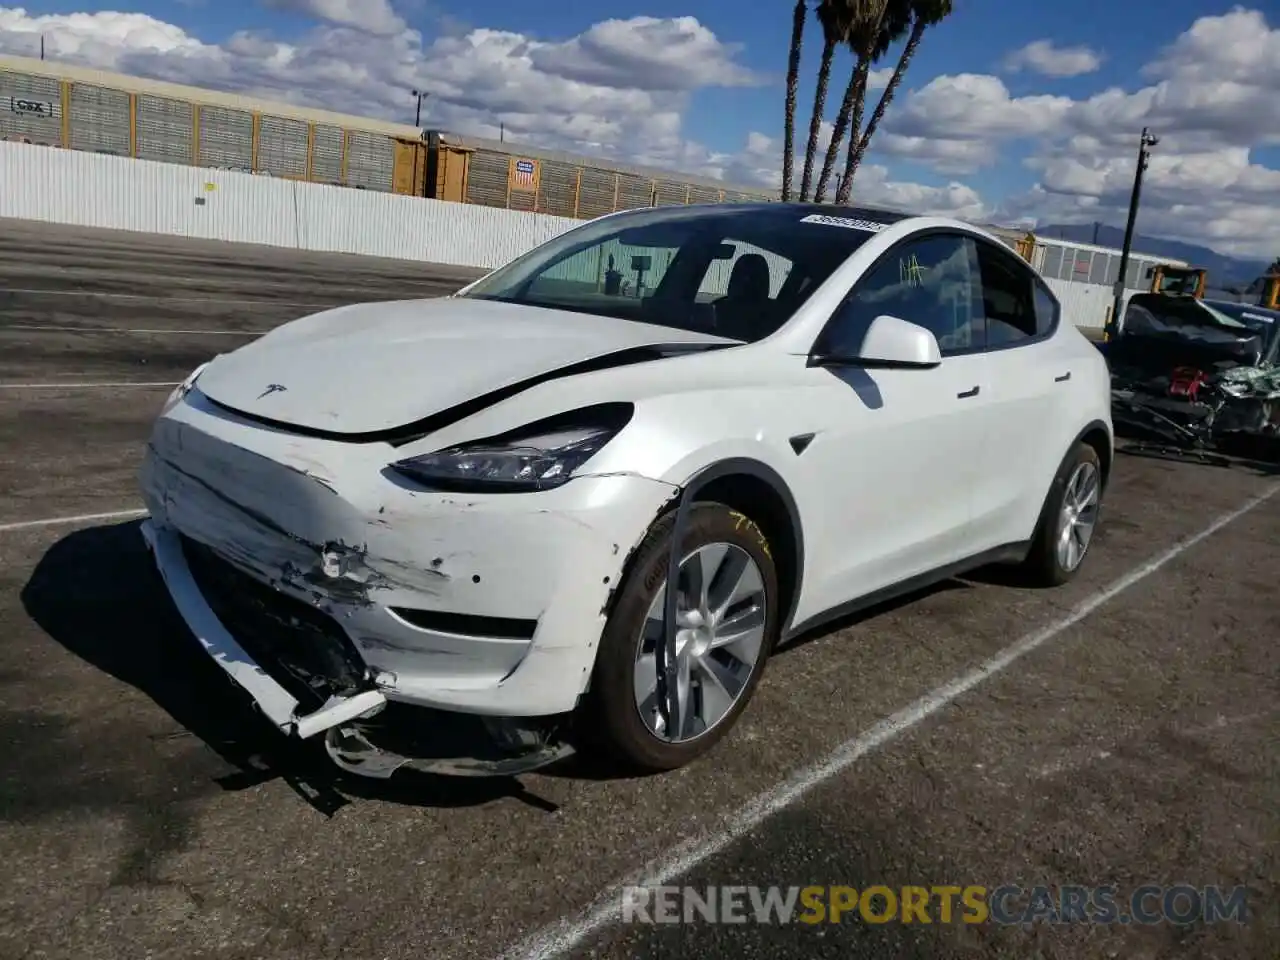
xmin=785 ymin=232 xmax=997 ymax=625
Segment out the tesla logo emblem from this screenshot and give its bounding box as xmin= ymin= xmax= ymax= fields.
xmin=257 ymin=383 xmax=287 ymax=399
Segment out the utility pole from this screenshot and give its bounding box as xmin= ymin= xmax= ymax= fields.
xmin=1107 ymin=127 xmax=1159 ymax=341
xmin=411 ymin=90 xmax=427 ymax=128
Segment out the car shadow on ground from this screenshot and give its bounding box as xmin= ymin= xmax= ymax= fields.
xmin=773 ymin=579 xmax=975 ymax=656
xmin=20 ymin=520 xmax=562 ymax=815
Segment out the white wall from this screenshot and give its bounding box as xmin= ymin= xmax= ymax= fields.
xmin=0 ymin=139 xmax=580 ymax=269
xmin=1044 ymin=277 xmax=1148 ymax=331
xmin=1 ymin=140 xmax=1126 ymax=328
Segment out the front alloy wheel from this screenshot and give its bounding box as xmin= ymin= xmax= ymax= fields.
xmin=581 ymin=502 xmax=780 ymax=773
xmin=633 ymin=542 xmax=769 ymax=743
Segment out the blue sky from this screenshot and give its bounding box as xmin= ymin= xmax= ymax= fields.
xmin=1 ymin=1 xmax=1278 ymax=258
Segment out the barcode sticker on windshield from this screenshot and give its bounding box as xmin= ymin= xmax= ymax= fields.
xmin=799 ymin=214 xmax=887 ymax=232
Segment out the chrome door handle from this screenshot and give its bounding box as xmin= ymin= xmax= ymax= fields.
xmin=957 ymin=385 xmax=980 ymax=398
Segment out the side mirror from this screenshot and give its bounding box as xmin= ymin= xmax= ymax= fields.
xmin=811 ymin=314 xmax=942 ymax=369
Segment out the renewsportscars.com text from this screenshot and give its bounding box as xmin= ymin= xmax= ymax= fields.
xmin=621 ymin=884 xmax=1250 ymax=926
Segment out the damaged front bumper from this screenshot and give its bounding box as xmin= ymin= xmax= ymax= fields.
xmin=139 ymin=390 xmax=679 ymax=776
xmin=142 ymin=517 xmax=584 ymax=777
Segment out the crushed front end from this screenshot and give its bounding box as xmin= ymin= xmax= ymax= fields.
xmin=138 ymin=385 xmax=678 ymax=778
xmin=1108 ymin=295 xmax=1280 ymax=464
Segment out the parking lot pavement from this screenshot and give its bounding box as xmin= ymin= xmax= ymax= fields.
xmin=0 ymin=223 xmax=1276 ymax=960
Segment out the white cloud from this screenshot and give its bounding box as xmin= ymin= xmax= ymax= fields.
xmin=0 ymin=8 xmax=207 ymax=63
xmin=874 ymin=73 xmax=1074 ymax=174
xmin=869 ymin=8 xmax=1280 ymax=257
xmin=527 ymin=16 xmax=764 ymax=91
xmin=1001 ymin=40 xmax=1102 ymax=78
xmin=263 ymin=0 xmax=405 ymax=36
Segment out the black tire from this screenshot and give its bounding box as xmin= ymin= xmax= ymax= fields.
xmin=578 ymin=501 xmax=780 ymax=774
xmin=1021 ymin=441 xmax=1103 ymax=587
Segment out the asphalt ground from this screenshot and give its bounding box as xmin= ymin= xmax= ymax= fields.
xmin=0 ymin=219 xmax=1276 ymax=960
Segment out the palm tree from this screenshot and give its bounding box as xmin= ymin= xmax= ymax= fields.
xmin=781 ymin=1 xmax=808 ymax=201
xmin=813 ymin=0 xmax=901 ymax=202
xmin=799 ymin=0 xmax=854 ymax=201
xmin=836 ymin=0 xmax=953 ymax=202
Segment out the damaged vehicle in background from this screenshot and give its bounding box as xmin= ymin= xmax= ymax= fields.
xmin=139 ymin=202 xmax=1113 ymax=780
xmin=1109 ymin=293 xmax=1280 ymax=464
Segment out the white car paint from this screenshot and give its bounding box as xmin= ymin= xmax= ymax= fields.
xmin=139 ymin=205 xmax=1112 ymax=774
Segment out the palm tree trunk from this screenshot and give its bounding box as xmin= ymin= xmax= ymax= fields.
xmin=799 ymin=37 xmax=835 ymax=201
xmin=816 ymin=1 xmax=891 ymax=202
xmin=838 ymin=17 xmax=925 ymax=201
xmin=813 ymin=63 xmax=863 ymax=202
xmin=832 ymin=60 xmax=875 ymax=204
xmin=781 ymin=0 xmax=807 ymax=201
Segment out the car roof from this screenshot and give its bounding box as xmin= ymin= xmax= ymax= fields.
xmin=694 ymin=201 xmax=917 ymax=225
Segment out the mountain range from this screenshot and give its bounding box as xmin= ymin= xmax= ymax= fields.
xmin=1035 ymin=222 xmax=1272 ymax=287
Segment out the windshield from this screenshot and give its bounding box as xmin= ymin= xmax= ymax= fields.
xmin=458 ymin=205 xmax=890 ymax=343
xmin=1200 ymin=300 xmax=1279 ymax=336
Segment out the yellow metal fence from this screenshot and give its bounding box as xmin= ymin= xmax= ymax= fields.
xmin=435 ymin=144 xmax=774 ymax=220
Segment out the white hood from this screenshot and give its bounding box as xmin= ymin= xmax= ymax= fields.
xmin=194 ymin=297 xmax=736 ymax=435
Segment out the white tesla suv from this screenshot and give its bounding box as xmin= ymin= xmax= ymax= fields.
xmin=139 ymin=202 xmax=1113 ymax=778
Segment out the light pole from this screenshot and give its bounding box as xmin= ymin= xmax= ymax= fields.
xmin=1107 ymin=127 xmax=1159 ymax=340
xmin=412 ymin=89 xmax=428 ymax=128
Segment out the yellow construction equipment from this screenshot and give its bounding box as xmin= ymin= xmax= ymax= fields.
xmin=1148 ymin=264 xmax=1207 ymax=298
xmin=1260 ymin=274 xmax=1280 ymax=310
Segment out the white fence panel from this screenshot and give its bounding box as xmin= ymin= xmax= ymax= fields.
xmin=290 ymin=182 xmax=580 ymax=268
xmin=0 ymin=140 xmax=299 ymax=246
xmin=1045 ymin=277 xmax=1148 ymax=330
xmin=0 ymin=139 xmax=584 ymax=269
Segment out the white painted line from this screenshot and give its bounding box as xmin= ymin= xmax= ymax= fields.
xmin=0 ymin=507 xmax=148 ymax=534
xmin=499 ymin=482 xmax=1280 ymax=960
xmin=0 ymin=288 xmax=338 ymax=306
xmin=0 ymin=381 xmax=180 ymax=389
xmin=0 ymin=288 xmax=449 ymax=305
xmin=3 ymin=324 xmax=267 ymax=336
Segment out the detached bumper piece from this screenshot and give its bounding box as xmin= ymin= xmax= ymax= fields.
xmin=324 ymin=705 xmax=576 ymax=779
xmin=141 ymin=520 xmax=575 ymax=778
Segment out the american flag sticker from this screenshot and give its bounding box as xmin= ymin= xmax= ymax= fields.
xmin=511 ymin=158 xmax=539 ymax=191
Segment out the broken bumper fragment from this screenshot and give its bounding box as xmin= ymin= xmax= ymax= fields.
xmin=139 ymin=388 xmax=678 ymax=775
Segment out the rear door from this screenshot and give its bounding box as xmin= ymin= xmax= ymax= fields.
xmin=967 ymin=238 xmax=1082 ymax=549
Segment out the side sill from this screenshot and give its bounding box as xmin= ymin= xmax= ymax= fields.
xmin=784 ymin=540 xmax=1031 ymax=642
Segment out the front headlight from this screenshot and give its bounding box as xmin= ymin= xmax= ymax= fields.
xmin=162 ymin=360 xmax=211 ymax=414
xmin=390 ymin=404 xmax=632 ymax=492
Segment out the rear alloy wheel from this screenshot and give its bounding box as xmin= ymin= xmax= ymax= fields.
xmin=581 ymin=502 xmax=779 ymax=773
xmin=1022 ymin=441 xmax=1102 ymax=586
xmin=1055 ymin=459 xmax=1101 ymax=573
